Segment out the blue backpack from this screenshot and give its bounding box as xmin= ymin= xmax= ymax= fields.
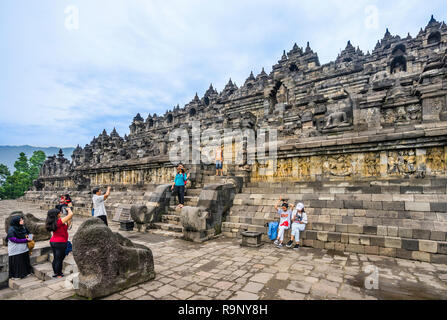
xmin=268 ymin=221 xmax=279 ymax=241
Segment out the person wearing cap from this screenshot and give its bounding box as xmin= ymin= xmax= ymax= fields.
xmin=273 ymin=196 xmax=294 ymax=248
xmin=286 ymin=202 xmax=308 ymax=250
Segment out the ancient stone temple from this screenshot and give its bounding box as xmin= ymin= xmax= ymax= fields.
xmin=24 ymin=16 xmax=447 ymax=263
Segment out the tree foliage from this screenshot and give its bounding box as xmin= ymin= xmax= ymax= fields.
xmin=0 ymin=164 xmax=10 ymax=184
xmin=14 ymin=152 xmax=29 ymax=173
xmin=0 ymin=151 xmax=47 ymax=200
xmin=29 ymin=151 xmax=46 ymax=180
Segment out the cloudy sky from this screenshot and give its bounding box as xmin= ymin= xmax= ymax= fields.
xmin=0 ymin=0 xmax=446 ymax=148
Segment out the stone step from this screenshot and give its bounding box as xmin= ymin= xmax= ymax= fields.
xmin=234 ymin=194 xmax=447 ymax=207
xmin=170 ymin=199 xmax=199 ymax=208
xmin=202 ymin=176 xmax=232 ymax=183
xmin=185 ymin=189 xmax=202 ymax=196
xmin=161 ymin=214 xmax=181 ymax=224
xmin=171 ymin=195 xmax=199 ymax=202
xmin=168 ymin=205 xmax=183 ymax=213
xmin=221 ymin=223 xmax=447 ymax=264
xmin=238 ymin=190 xmax=447 ymax=200
xmin=168 ymin=198 xmax=199 ymax=210
xmin=228 ymin=206 xmax=446 ymax=223
xmin=228 ymin=202 xmax=447 ymax=230
xmin=240 ymin=187 xmax=447 ymax=195
xmin=146 ymin=229 xmax=184 ymax=239
xmin=33 ymin=261 xmax=75 ymax=282
xmin=226 ymin=215 xmax=270 ymax=226
xmin=0 ymin=287 xmax=22 ymax=300
xmin=223 ymin=217 xmax=447 ymax=241
xmin=1 ymin=243 xmax=52 ymax=288
xmin=300 ymin=230 xmax=447 ymax=264
xmin=8 ymin=275 xmax=44 ymax=290
xmin=185 ymin=199 xmax=199 ymax=206
xmin=33 ymin=262 xmax=55 ymax=281
xmin=245 ymin=178 xmax=447 ymax=189
xmin=48 ymin=253 xmax=76 ymax=271
xmin=153 ymin=222 xmax=183 ymax=233
xmin=230 ymin=200 xmax=447 ymax=225
xmin=169 ymin=189 xmax=202 ymax=197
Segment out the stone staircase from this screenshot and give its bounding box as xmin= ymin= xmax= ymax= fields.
xmin=149 ymin=188 xmax=201 ymax=238
xmin=21 ymin=173 xmax=240 ymax=238
xmin=0 ymin=242 xmax=52 ymax=288
xmin=222 ymin=178 xmax=447 ymax=263
xmin=22 ymin=185 xmax=161 ymax=217
xmin=6 ymin=249 xmax=77 ymax=291
xmin=22 ymin=183 xmax=205 ymax=239
xmin=147 ymin=173 xmax=242 ymax=238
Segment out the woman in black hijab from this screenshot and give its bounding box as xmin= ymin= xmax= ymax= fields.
xmin=6 ymin=216 xmax=33 ymax=279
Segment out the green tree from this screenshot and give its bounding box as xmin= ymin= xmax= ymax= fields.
xmin=29 ymin=151 xmax=46 ymax=180
xmin=14 ymin=152 xmax=29 ymax=173
xmin=1 ymin=171 xmax=31 ymax=199
xmin=1 ymin=151 xmax=47 ymax=200
xmin=0 ymin=164 xmax=11 ymax=200
xmin=0 ymin=164 xmax=10 ymax=184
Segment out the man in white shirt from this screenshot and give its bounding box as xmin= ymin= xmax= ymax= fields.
xmin=92 ymin=186 xmax=111 ymax=226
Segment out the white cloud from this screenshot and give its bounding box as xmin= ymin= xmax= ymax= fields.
xmin=0 ymin=0 xmax=446 ymax=147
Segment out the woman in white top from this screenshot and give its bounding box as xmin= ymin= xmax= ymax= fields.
xmin=6 ymin=216 xmax=33 ymax=279
xmin=286 ymin=203 xmax=308 ymax=250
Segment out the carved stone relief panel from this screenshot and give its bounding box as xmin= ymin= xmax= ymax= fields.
xmin=363 ymin=153 xmax=381 ymax=177
xmin=426 ymin=147 xmax=445 ymax=174
xmin=325 ymin=154 xmax=353 ymax=177
xmin=273 ymin=158 xmax=293 ymax=179
xmin=297 ymin=157 xmax=311 ymax=179
xmin=381 ymin=104 xmax=422 ymax=125
xmin=423 ymin=96 xmax=446 ymax=121
xmin=387 ymin=150 xmax=417 ymax=176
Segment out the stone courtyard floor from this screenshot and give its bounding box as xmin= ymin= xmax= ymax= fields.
xmin=1 ymin=200 xmax=447 ymax=300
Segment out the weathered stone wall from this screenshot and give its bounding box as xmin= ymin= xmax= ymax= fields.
xmin=251 ymin=146 xmax=447 ymax=182
xmin=32 ymin=17 xmax=447 ymax=193
xmin=222 ymin=177 xmax=447 ymax=263
xmin=18 ymin=17 xmax=447 ymax=262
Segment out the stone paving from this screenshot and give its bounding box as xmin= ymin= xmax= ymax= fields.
xmin=1 ymin=200 xmax=447 ymax=300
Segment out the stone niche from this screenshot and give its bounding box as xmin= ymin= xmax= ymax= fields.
xmin=423 ymin=96 xmax=447 ymax=122
xmin=381 ymin=104 xmax=422 ymax=126
xmin=308 ymin=89 xmax=354 ymax=135
xmin=73 ymin=218 xmax=155 ymax=299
